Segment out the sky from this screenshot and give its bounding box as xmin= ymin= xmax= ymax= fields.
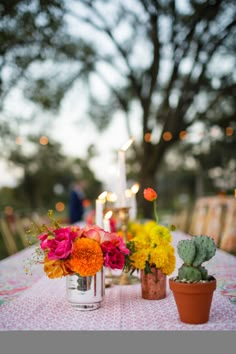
xmin=0 ymin=90 xmax=142 ymax=195
xmin=51 ymin=111 xmax=140 ymax=193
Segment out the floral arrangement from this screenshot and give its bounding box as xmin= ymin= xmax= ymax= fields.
xmin=125 ymin=188 xmax=176 ymax=275
xmin=27 ymin=210 xmax=130 ymax=279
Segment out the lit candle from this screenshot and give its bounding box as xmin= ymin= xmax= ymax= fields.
xmin=104 ymin=210 xmax=114 ymax=282
xmin=103 ymin=210 xmax=113 ymax=232
xmin=117 ymin=137 xmax=134 ymax=208
xmin=117 ymin=149 xmax=127 ymax=208
xmin=95 ymin=191 xmax=107 ymax=228
xmin=129 ymin=183 xmax=140 ymax=220
xmin=106 ymin=192 xmax=117 ymax=204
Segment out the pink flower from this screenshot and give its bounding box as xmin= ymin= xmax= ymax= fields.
xmin=81 ymin=225 xmax=107 ymax=243
xmin=101 ymin=241 xmax=115 ymax=252
xmin=102 ymin=233 xmax=130 ymax=255
xmin=38 ymin=232 xmax=50 ymax=250
xmin=78 ymin=225 xmax=130 ymax=260
xmin=40 ymin=227 xmax=78 ymax=260
xmin=110 ymin=217 xmax=117 ymax=233
xmin=114 ymin=236 xmax=130 ymax=255
xmin=101 ymin=241 xmax=125 ymax=269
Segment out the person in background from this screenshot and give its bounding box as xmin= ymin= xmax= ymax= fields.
xmin=68 ymin=179 xmax=87 ymax=224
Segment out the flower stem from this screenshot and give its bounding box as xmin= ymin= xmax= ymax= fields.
xmin=153 ymin=201 xmax=159 ymax=224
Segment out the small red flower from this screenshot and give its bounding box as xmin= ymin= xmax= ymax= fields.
xmin=143 ymin=188 xmax=158 ymax=202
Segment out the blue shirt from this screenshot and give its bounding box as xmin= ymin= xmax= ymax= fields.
xmin=69 ymin=189 xmax=84 ymax=224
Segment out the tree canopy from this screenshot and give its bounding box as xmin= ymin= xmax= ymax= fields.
xmin=0 ymin=136 xmax=102 ymax=213
xmin=0 ymin=0 xmax=235 ymax=216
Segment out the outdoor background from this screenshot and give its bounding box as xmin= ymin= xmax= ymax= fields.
xmin=0 ymin=0 xmax=235 ymax=259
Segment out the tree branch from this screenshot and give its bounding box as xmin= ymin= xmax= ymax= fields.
xmin=66 ymin=6 xmax=142 ymax=100
xmin=94 ymin=69 xmax=133 ymax=137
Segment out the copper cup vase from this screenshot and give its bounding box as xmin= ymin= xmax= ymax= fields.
xmin=141 ymin=267 xmax=166 ymax=300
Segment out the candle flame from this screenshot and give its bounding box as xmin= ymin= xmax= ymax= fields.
xmin=125 ymin=189 xmax=132 ymax=198
xmin=104 ymin=210 xmax=113 ymax=220
xmin=107 ymin=192 xmax=117 ymax=202
xmin=131 ymin=183 xmax=140 ymax=194
xmin=98 ymin=191 xmax=108 ymax=200
xmin=120 ymin=137 xmax=134 ymax=151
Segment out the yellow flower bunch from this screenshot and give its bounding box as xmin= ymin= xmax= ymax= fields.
xmin=128 ymin=221 xmax=175 ymax=275
xmin=125 ymin=187 xmax=176 ymax=275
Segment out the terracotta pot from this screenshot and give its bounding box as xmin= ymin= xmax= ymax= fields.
xmin=141 ymin=267 xmax=166 ymax=300
xmin=169 ymin=278 xmax=216 ymax=324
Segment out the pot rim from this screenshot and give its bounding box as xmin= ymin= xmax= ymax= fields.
xmin=169 ymin=276 xmax=216 ymax=283
xmin=169 ymin=277 xmax=217 ymax=293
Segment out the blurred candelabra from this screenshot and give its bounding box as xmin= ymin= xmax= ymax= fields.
xmin=103 ymin=202 xmax=139 ymax=286
xmin=117 ymin=207 xmax=131 ymax=285
xmin=118 ymin=207 xmax=130 ymax=243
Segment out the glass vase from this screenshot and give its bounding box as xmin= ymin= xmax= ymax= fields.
xmin=141 ymin=267 xmax=166 ymax=300
xmin=66 ymin=268 xmax=105 ymax=310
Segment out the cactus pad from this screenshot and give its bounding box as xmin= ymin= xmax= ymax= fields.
xmin=176 ymin=235 xmax=216 ymax=282
xmin=194 ymin=235 xmax=216 ymax=261
xmin=192 ymin=246 xmax=207 ymax=267
xmin=177 ymin=239 xmax=196 ymax=265
xmin=198 ymin=266 xmax=208 ymax=280
xmin=178 ymin=265 xmax=202 ymax=281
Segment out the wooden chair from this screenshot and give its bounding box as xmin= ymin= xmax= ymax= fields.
xmin=172 ymin=209 xmax=191 ymax=233
xmin=14 ymin=215 xmax=32 ymax=248
xmin=186 ymin=196 xmax=235 ymax=252
xmin=30 ymin=212 xmax=49 ymax=228
xmin=219 ymin=198 xmax=236 ymax=254
xmin=204 ymin=196 xmax=232 ymax=247
xmin=0 ymin=217 xmax=18 ymax=255
xmin=0 ymin=214 xmax=36 ymax=257
xmin=188 ymin=197 xmax=211 ymax=236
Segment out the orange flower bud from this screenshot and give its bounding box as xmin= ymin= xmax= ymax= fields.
xmin=143 ymin=188 xmax=158 ymax=202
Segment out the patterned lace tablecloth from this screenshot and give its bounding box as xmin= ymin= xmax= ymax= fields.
xmin=0 ymin=246 xmax=44 ymax=306
xmin=0 ymin=231 xmax=236 ymax=330
xmin=0 ymin=275 xmax=236 ymax=330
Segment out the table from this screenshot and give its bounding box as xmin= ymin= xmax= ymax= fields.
xmin=0 ymin=231 xmax=236 ymax=330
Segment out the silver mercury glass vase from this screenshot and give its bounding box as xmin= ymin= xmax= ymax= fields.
xmin=66 ymin=268 xmax=105 ymax=311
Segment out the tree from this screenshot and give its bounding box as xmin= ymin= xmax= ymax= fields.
xmin=1 ymin=0 xmax=235 ymax=216
xmin=6 ymin=136 xmax=102 ymax=212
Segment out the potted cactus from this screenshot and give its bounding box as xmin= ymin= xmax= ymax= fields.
xmin=169 ymin=235 xmax=217 ymax=324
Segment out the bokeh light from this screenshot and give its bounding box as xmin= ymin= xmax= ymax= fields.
xmin=163 ymin=131 xmax=173 ymax=141
xmin=179 ymin=131 xmax=187 ymax=140
xmin=55 ymin=202 xmax=65 ymax=212
xmin=144 ymin=133 xmax=152 ymax=142
xmin=4 ymin=206 xmax=14 ymax=215
xmin=226 ymin=127 xmax=233 ymax=136
xmin=40 ymin=136 xmax=49 ymax=145
xmin=15 ymin=136 xmax=23 ymax=145
xmin=83 ymin=199 xmax=91 ymax=208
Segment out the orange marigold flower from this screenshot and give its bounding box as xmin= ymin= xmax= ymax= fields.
xmin=44 ymin=255 xmax=73 ymax=279
xmin=143 ymin=188 xmax=158 ymax=202
xmin=69 ymin=238 xmax=103 ymax=276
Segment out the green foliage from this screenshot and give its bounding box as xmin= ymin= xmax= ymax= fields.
xmin=177 ymin=236 xmax=216 ymax=282
xmin=0 ymin=136 xmax=102 ymax=213
xmin=177 ymin=239 xmax=196 ymax=265
xmin=178 ymin=264 xmax=202 ymax=282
